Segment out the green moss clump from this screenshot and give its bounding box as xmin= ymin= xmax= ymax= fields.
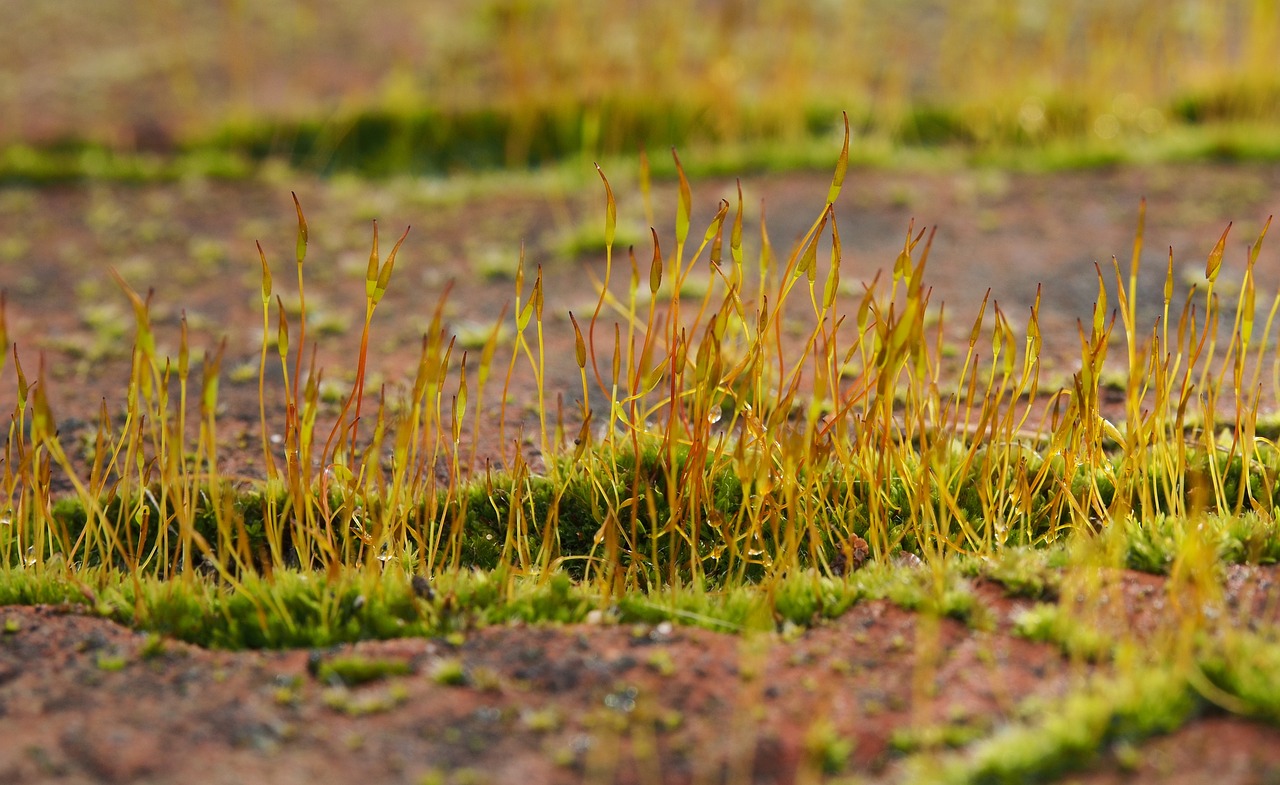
xmin=313 ymin=655 xmax=412 ymax=686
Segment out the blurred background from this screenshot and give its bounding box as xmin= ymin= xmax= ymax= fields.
xmin=3 ymin=0 xmax=1279 ymax=178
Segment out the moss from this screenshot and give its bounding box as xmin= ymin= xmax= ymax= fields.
xmin=773 ymin=572 xmax=862 ymax=626
xmin=803 ymin=718 xmax=854 ymax=775
xmin=313 ymin=655 xmax=412 ymax=686
xmin=1200 ymin=631 xmax=1280 ymax=722
xmin=1223 ymin=513 xmax=1280 ymax=564
xmin=496 ymin=572 xmax=591 ymax=625
xmin=202 ymin=99 xmax=811 ymax=178
xmin=898 ymin=106 xmax=976 ymax=147
xmin=322 ymin=684 xmax=410 ymax=716
xmin=1171 ymin=81 xmax=1280 ymax=125
xmin=1013 ymin=603 xmax=1111 ymax=662
xmin=430 ymin=657 xmax=468 ymax=686
xmin=95 ymin=653 xmax=128 ymax=671
xmin=902 ymin=668 xmax=1199 ymax=785
xmin=0 ymin=144 xmax=251 ymax=185
xmin=891 ymin=717 xmax=990 ymax=754
xmin=967 ymin=546 xmax=1066 ymax=600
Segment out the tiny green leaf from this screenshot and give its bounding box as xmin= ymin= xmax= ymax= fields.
xmin=569 ymin=312 xmax=587 ymax=369
xmin=1092 ymin=262 xmax=1107 ymax=338
xmin=455 ymin=356 xmax=468 ymax=431
xmin=731 ymin=180 xmax=744 ymax=268
xmin=649 ymin=229 xmax=663 ymax=295
xmin=366 ymin=221 xmax=381 ymax=299
xmin=708 ymin=200 xmax=729 ymax=267
xmin=13 ymin=348 xmax=27 ymax=408
xmin=823 ymin=206 xmax=841 ymax=309
xmin=532 ymin=267 xmax=544 ymax=321
xmin=202 ymin=340 xmax=226 ymax=414
xmin=1205 ymin=222 xmax=1231 ymax=284
xmin=673 ymin=148 xmax=691 ymax=248
xmin=276 ymin=295 xmax=289 ymax=359
xmin=373 ymin=226 xmax=411 ymax=305
xmin=798 ymin=210 xmax=828 ymax=282
xmin=596 ymin=164 xmax=616 ymax=250
xmin=827 ymin=111 xmax=851 ymax=205
xmin=1247 ymin=215 xmax=1272 ymax=269
xmin=256 ymin=241 xmax=272 ymax=305
xmin=292 ymin=192 xmax=308 ymax=265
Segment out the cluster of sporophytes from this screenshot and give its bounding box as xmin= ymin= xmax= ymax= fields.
xmin=1 ymin=117 xmax=1278 ymax=603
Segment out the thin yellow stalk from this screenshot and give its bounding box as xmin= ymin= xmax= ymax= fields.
xmin=255 ymin=241 xmax=277 ymax=479
xmin=290 ymin=193 xmax=309 ymax=419
xmin=588 ymin=164 xmax=616 ymax=399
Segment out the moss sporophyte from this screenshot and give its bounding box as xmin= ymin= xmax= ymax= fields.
xmin=3 ymin=113 xmax=1279 ymax=590
xmin=2 ymin=106 xmax=1280 ymax=781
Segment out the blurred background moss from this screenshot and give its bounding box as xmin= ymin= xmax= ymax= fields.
xmin=4 ymin=0 xmax=1278 ymax=175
